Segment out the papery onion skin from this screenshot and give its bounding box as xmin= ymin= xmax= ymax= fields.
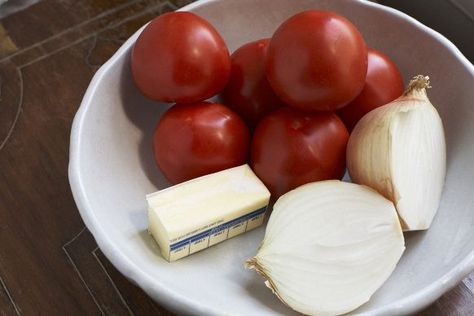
xmin=347 ymin=75 xmax=446 ymax=231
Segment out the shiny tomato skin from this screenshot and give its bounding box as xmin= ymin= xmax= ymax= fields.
xmin=338 ymin=48 xmax=404 ymax=130
xmin=131 ymin=12 xmax=231 ymax=103
xmin=153 ymin=102 xmax=250 ymax=184
xmin=221 ymin=39 xmax=285 ymax=128
xmin=251 ymin=107 xmax=349 ymax=198
xmin=266 ymin=10 xmax=368 ymax=111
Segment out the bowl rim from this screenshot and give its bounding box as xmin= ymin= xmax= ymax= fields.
xmin=68 ymin=0 xmax=474 ymax=314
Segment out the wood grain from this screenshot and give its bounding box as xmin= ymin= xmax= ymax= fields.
xmin=0 ymin=0 xmax=472 ymax=315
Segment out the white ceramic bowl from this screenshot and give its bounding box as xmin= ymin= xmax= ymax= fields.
xmin=69 ymin=0 xmax=474 ymax=314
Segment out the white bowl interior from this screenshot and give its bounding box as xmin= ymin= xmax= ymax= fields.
xmin=70 ymin=0 xmax=474 ymax=314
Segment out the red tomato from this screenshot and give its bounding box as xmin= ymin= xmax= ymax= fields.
xmin=251 ymin=107 xmax=349 ymax=197
xmin=131 ymin=12 xmax=231 ymax=103
xmin=221 ymin=39 xmax=285 ymax=128
xmin=337 ymin=48 xmax=404 ymax=130
xmin=153 ymin=102 xmax=249 ymax=184
xmin=266 ymin=10 xmax=368 ymax=111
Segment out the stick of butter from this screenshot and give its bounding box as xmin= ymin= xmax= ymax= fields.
xmin=147 ymin=164 xmax=271 ymax=262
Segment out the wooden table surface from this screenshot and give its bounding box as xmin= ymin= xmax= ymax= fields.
xmin=0 ymin=1 xmax=472 ymax=315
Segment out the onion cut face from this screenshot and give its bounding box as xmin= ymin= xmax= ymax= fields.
xmin=246 ymin=180 xmax=405 ymax=316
